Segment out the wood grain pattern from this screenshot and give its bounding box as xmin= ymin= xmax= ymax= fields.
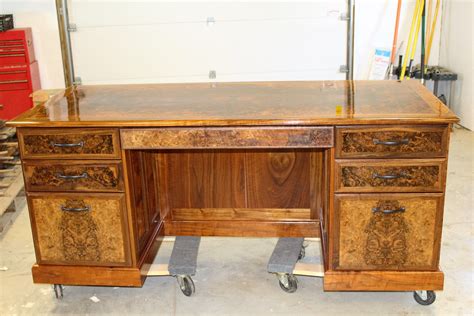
xmin=18 ymin=128 xmax=121 ymax=159
xmin=336 ymin=125 xmax=448 ymax=158
xmin=165 ymin=220 xmax=320 ymax=237
xmin=172 ymin=208 xmax=311 ymax=221
xmin=333 ymin=194 xmax=443 ymax=271
xmin=335 ymin=159 xmax=446 ymax=192
xmin=32 ymin=264 xmax=143 ymax=287
xmin=121 ymin=127 xmax=334 ymax=149
xmin=157 ymin=150 xmax=246 ymax=210
xmin=28 ymin=193 xmax=130 ymax=266
xmin=8 ymin=81 xmax=458 ymax=128
xmin=23 ymin=160 xmax=123 ymax=192
xmin=125 ymin=151 xmax=161 ymax=259
xmin=323 ymin=270 xmax=444 ymax=291
xmin=246 ymin=150 xmax=312 ymax=209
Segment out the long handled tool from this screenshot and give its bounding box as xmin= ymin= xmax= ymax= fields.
xmin=425 ymin=0 xmax=440 ymax=64
xmin=388 ymin=0 xmax=403 ymax=78
xmin=400 ymin=0 xmax=422 ymax=80
xmin=420 ymin=0 xmax=426 ymax=83
xmin=407 ymin=0 xmax=425 ymax=79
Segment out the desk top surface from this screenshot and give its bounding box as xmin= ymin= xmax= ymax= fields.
xmin=9 ymin=80 xmax=458 ymax=127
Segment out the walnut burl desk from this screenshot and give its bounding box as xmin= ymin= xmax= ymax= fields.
xmin=8 ymin=80 xmax=458 ymax=299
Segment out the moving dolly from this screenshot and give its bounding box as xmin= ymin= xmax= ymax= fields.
xmin=53 ymin=236 xmax=201 ymax=299
xmin=267 ymin=237 xmax=436 ymax=305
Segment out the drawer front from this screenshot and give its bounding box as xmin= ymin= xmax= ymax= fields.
xmin=333 ymin=194 xmax=443 ymax=271
xmin=0 ymin=89 xmax=33 ymax=120
xmin=0 ymin=78 xmax=29 ymax=91
xmin=335 ymin=159 xmax=446 ymax=193
xmin=121 ymin=126 xmax=334 ymax=149
xmin=24 ymin=160 xmax=123 ymax=192
xmin=19 ymin=128 xmax=121 ymax=159
xmin=29 ymin=193 xmax=130 ymax=266
xmin=336 ymin=126 xmax=448 ymax=158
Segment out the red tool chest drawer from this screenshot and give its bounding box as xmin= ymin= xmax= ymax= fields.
xmin=0 ymin=28 xmax=40 ymax=120
xmin=0 ymin=89 xmax=33 ymax=120
xmin=0 ymin=29 xmax=35 ymax=65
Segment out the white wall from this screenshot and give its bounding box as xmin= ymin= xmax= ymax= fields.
xmin=1 ymin=0 xmax=65 ymax=88
xmin=2 ymin=0 xmax=443 ymax=86
xmin=439 ymin=0 xmax=473 ymax=130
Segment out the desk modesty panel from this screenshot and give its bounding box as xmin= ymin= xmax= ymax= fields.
xmin=8 ymin=80 xmax=458 ymax=292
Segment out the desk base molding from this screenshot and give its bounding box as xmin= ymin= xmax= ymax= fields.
xmin=323 ymin=270 xmax=444 ymax=291
xmin=164 ymin=220 xmax=321 ymax=237
xmin=32 ymin=264 xmax=143 ymax=287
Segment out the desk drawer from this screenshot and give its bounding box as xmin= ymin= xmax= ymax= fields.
xmin=19 ymin=128 xmax=121 ymax=159
xmin=24 ymin=160 xmax=123 ymax=192
xmin=333 ymin=193 xmax=443 ymax=271
xmin=336 ymin=126 xmax=448 ymax=158
xmin=121 ymin=126 xmax=334 ymax=149
xmin=28 ymin=193 xmax=130 ymax=266
xmin=335 ymin=159 xmax=446 ymax=193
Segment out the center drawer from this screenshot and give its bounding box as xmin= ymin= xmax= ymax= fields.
xmin=333 ymin=193 xmax=443 ymax=271
xmin=23 ymin=160 xmax=124 ymax=192
xmin=28 ymin=193 xmax=130 ymax=266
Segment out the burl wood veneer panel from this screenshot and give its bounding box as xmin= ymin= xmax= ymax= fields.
xmin=18 ymin=128 xmax=121 ymax=159
xmin=121 ymin=127 xmax=334 ymax=149
xmin=23 ymin=160 xmax=123 ymax=192
xmin=28 ymin=193 xmax=130 ymax=266
xmin=335 ymin=125 xmax=448 ymax=158
xmin=333 ymin=194 xmax=443 ymax=271
xmin=335 ymin=159 xmax=446 ymax=193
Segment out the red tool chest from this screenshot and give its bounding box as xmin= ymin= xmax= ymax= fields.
xmin=0 ymin=28 xmax=41 ymax=120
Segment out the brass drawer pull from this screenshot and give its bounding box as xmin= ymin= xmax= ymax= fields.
xmin=372 ymin=206 xmax=406 ymax=214
xmin=61 ymin=205 xmax=91 ymax=212
xmin=56 ymin=172 xmax=88 ymax=180
xmin=50 ymin=140 xmax=84 ymax=148
xmin=373 ymin=139 xmax=409 ymax=146
xmin=372 ymin=172 xmax=407 ymax=180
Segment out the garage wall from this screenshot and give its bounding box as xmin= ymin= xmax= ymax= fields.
xmin=439 ymin=0 xmax=473 ymax=130
xmin=3 ymin=0 xmax=442 ymax=87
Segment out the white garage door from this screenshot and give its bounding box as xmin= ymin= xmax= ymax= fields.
xmin=68 ymin=1 xmax=348 ymax=84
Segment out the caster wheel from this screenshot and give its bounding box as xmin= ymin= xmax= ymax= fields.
xmin=53 ymin=284 xmax=64 ymax=299
xmin=413 ymin=290 xmax=436 ymax=305
xmin=298 ymin=246 xmax=306 ymax=260
xmin=177 ymin=275 xmax=195 ymax=297
xmin=278 ymin=274 xmax=298 ymax=293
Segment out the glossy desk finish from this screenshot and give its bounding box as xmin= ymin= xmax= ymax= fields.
xmin=8 ymin=80 xmax=458 ymax=293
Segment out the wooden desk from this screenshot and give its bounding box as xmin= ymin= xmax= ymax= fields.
xmin=8 ymin=80 xmax=458 ymax=292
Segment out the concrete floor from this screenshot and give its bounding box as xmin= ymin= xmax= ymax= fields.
xmin=0 ymin=127 xmax=472 ymax=315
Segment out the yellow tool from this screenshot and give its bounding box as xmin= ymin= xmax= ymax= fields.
xmin=400 ymin=0 xmax=422 ymax=80
xmin=426 ymin=0 xmax=440 ymax=64
xmin=406 ymin=0 xmax=425 ymax=80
